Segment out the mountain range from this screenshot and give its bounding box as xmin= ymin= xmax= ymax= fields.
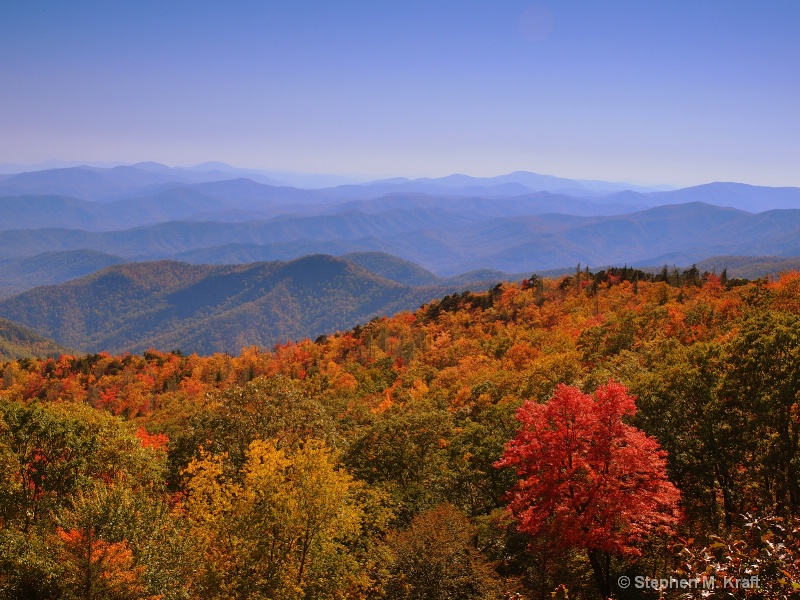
xmin=0 ymin=161 xmax=798 ymax=356
xmin=0 ymin=201 xmax=798 ymax=276
xmin=0 ymin=166 xmax=797 ymax=270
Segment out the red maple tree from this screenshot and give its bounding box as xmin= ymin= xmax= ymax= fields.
xmin=496 ymin=381 xmax=681 ymax=598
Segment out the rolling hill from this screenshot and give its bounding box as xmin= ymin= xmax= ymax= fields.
xmin=1 ymin=202 xmax=799 ymax=275
xmin=694 ymin=255 xmax=800 ymax=280
xmin=0 ymin=255 xmax=502 ymax=355
xmin=0 ymin=248 xmax=517 ymax=298
xmin=0 ymin=250 xmax=127 ymax=298
xmin=0 ymin=317 xmax=71 ymax=360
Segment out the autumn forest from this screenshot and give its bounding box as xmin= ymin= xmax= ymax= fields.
xmin=5 ymin=0 xmax=800 ymax=597
xmin=2 ymin=267 xmax=800 ymax=599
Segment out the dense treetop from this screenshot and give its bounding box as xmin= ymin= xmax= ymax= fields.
xmin=2 ymin=269 xmax=800 ymax=598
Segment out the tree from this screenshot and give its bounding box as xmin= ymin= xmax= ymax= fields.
xmin=496 ymin=382 xmax=681 ymax=598
xmin=55 ymin=483 xmax=149 ymax=600
xmin=344 ymin=401 xmax=452 ymax=523
xmin=184 ymin=438 xmax=364 ymax=599
xmin=55 ymin=480 xmax=197 ymax=600
xmin=721 ymin=310 xmax=800 ymax=516
xmin=385 ymin=503 xmax=504 ymax=600
xmin=632 ymin=342 xmax=743 ymax=530
xmin=0 ymin=400 xmax=165 ymax=531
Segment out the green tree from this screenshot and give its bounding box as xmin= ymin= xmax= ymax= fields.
xmin=344 ymin=402 xmax=452 ymax=522
xmin=0 ymin=401 xmax=173 ymax=599
xmin=633 ymin=342 xmax=744 ymax=530
xmin=722 ymin=311 xmax=800 ymax=516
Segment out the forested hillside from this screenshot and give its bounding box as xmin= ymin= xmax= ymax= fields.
xmin=0 ymin=255 xmax=503 ymax=355
xmin=0 ymin=317 xmax=70 ymax=361
xmin=695 ymin=254 xmax=800 ymax=280
xmin=0 ymin=249 xmax=126 ymax=297
xmin=2 ymin=269 xmax=800 ymax=598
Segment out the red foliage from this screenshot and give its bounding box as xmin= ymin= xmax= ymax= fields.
xmin=97 ymin=384 xmax=122 ymax=410
xmin=136 ymin=427 xmax=169 ymax=452
xmin=496 ymin=382 xmax=681 ymax=557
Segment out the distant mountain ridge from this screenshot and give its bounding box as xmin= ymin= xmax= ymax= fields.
xmin=0 ymin=162 xmax=798 ymax=289
xmin=604 ymin=182 xmax=800 ymax=213
xmin=1 ymin=165 xmax=797 ymax=230
xmin=0 ymin=250 xmax=127 ymax=297
xmin=0 ymin=162 xmax=667 ymax=195
xmin=0 ymin=162 xmax=282 ymax=200
xmin=0 ymin=188 xmax=651 ymax=233
xmin=361 ymin=170 xmax=672 ymax=196
xmin=1 ymin=202 xmax=799 ymax=275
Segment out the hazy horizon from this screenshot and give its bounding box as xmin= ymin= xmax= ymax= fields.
xmin=0 ymin=158 xmax=679 ymax=189
xmin=2 ymin=1 xmax=798 ymax=188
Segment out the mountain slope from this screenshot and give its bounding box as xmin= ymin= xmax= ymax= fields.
xmin=341 ymin=252 xmax=442 ymax=286
xmin=0 ymin=191 xmax=234 ymax=231
xmin=694 ymin=255 xmax=800 ymax=279
xmin=0 ymin=207 xmax=478 ymax=259
xmin=0 ymin=256 xmax=491 ymax=355
xmin=0 ymin=317 xmax=70 ymax=360
xmin=326 ymin=191 xmax=648 ymax=217
xmin=0 ymin=195 xmax=118 ymax=231
xmin=0 ymin=250 xmax=127 ymax=298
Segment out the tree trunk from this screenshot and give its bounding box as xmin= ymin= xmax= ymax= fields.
xmin=587 ymin=549 xmax=611 ymax=599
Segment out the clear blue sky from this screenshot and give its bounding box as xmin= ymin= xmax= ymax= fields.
xmin=1 ymin=0 xmax=798 ymax=186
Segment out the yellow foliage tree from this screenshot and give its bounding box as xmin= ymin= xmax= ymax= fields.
xmin=185 ymin=439 xmax=364 ymax=600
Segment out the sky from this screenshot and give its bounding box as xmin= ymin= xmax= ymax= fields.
xmin=1 ymin=0 xmax=798 ymax=187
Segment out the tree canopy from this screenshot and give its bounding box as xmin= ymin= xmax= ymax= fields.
xmin=496 ymin=382 xmax=680 ymax=597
